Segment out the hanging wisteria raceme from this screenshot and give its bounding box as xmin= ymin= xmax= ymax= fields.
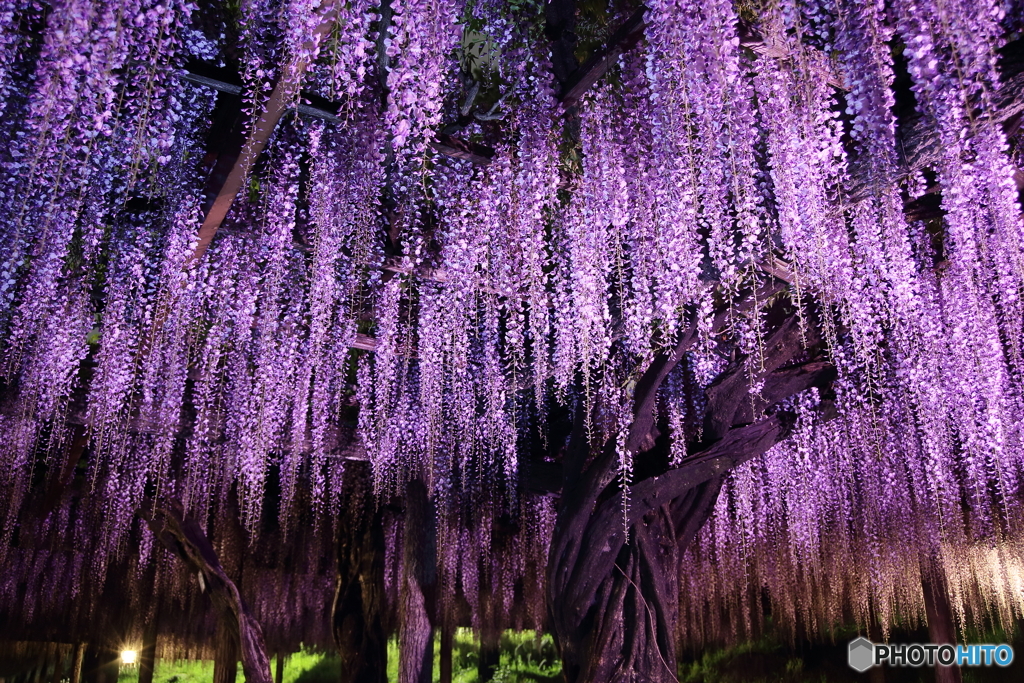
xmin=299 ymin=113 xmax=385 ymax=515
xmin=359 ymin=275 xmax=407 ymax=498
xmin=644 ymin=0 xmax=765 ymax=295
xmin=678 ymin=380 xmax=1024 ymax=649
xmin=561 ymin=87 xmax=622 ymax=386
xmin=381 ymin=0 xmax=463 ymax=272
xmin=888 ymin=0 xmax=1024 ymax=362
xmin=230 ymin=129 xmax=308 ymax=532
xmin=431 ymin=492 xmax=555 ymax=638
xmin=884 ymin=0 xmax=1024 ymax=532
xmin=358 ymin=9 xmax=563 ymax=506
xmin=235 ymin=0 xmax=283 ymax=122
xmin=751 ymin=26 xmax=851 ymax=302
xmin=2 ymin=0 xmax=167 ymax=370
xmin=384 ymin=0 xmax=461 ymax=158
xmin=765 ymin=0 xmax=1021 ymax=544
xmin=279 ymin=0 xmax=380 ymax=114
xmin=358 ymin=273 xmax=525 ymax=505
xmin=0 ymin=0 xmax=209 ymax=567
xmin=301 ymin=0 xmax=379 ymax=102
xmin=759 ymin=1 xmax=957 ymax=539
xmin=613 ymin=51 xmax=662 ymax=357
xmin=0 ymin=0 xmax=40 ymax=122
xmin=169 ymin=112 xmax=383 ymax=532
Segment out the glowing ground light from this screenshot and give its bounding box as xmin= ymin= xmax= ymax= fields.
xmin=120 ymin=651 xmax=138 ymax=665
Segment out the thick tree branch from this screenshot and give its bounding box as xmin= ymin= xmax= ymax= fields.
xmin=548 ymin=283 xmax=810 ymax=682
xmin=558 ymin=364 xmax=836 ymax=644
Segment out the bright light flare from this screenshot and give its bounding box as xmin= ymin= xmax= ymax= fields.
xmin=120 ymin=650 xmax=137 ymax=665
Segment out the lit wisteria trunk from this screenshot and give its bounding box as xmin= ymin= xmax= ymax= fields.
xmin=145 ymin=500 xmax=273 ymax=683
xmin=548 ymin=307 xmax=835 ymax=682
xmin=398 ymin=479 xmax=436 ymax=683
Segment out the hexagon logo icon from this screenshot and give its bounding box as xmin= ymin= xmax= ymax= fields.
xmin=848 ymin=637 xmax=875 ymax=672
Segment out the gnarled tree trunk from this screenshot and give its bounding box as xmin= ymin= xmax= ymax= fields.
xmin=548 ymin=297 xmax=835 ymax=683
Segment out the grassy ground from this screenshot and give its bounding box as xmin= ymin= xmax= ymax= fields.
xmin=115 ymin=630 xmax=560 ymax=683
xmin=116 ymin=621 xmax=1024 ymax=683
xmin=115 ymin=649 xmax=328 ymax=683
xmin=679 ymin=621 xmax=1024 ymax=683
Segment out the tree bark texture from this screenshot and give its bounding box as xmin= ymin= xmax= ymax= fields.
xmin=548 ymin=293 xmax=836 ymax=683
xmin=48 ymin=645 xmax=65 ymax=683
xmin=399 ymin=479 xmax=436 ymax=683
xmin=333 ymin=462 xmax=388 ymax=683
xmin=144 ymin=499 xmax=272 ymax=683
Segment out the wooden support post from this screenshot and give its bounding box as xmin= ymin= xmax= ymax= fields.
xmin=80 ymin=645 xmax=99 ymax=683
xmin=438 ymin=621 xmax=453 ymax=683
xmin=31 ymin=649 xmax=46 ymax=683
xmin=213 ymin=628 xmax=239 ymax=683
xmin=477 ymin=630 xmax=500 ymax=683
xmin=69 ymin=644 xmax=85 ymax=683
xmin=138 ymin=621 xmax=158 ymax=683
xmin=921 ymin=556 xmax=962 ymax=683
xmin=49 ymin=645 xmax=65 ymax=683
xmin=274 ymin=654 xmax=284 ymax=683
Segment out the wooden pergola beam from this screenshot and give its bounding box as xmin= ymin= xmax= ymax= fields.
xmin=182 ymin=72 xmax=341 ymax=123
xmin=559 ymin=6 xmax=647 ymax=108
xmin=182 ymin=90 xmax=491 ymax=266
xmin=428 ymin=133 xmax=494 ymax=166
xmin=188 ymin=7 xmax=342 ymax=264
